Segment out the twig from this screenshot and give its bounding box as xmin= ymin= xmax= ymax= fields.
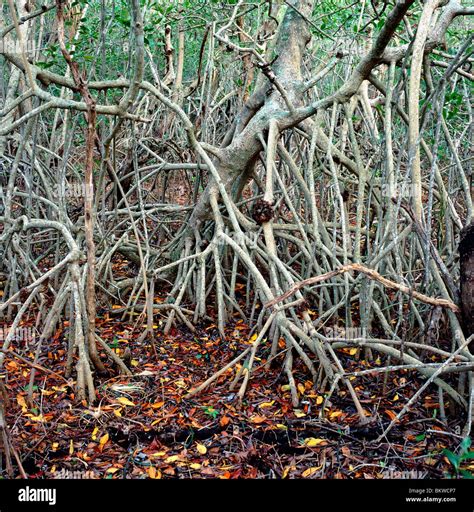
xmin=0 ymin=348 xmax=70 ymax=384
xmin=265 ymin=263 xmax=460 ymax=312
xmin=375 ymin=337 xmax=473 ymax=442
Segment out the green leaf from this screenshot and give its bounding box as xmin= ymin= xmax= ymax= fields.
xmin=460 ymin=437 xmax=472 ymax=453
xmin=203 ymin=406 xmax=219 ymax=419
xmin=37 ymin=61 xmax=56 ymax=69
xmin=443 ymin=449 xmax=460 ymax=470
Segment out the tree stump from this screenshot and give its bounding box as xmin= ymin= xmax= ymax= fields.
xmin=459 ymin=221 xmax=474 ymax=336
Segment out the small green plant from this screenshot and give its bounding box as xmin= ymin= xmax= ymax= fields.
xmin=109 ymin=337 xmax=119 ymax=349
xmin=202 ymin=406 xmax=219 ymax=419
xmin=443 ymin=437 xmax=474 ymax=479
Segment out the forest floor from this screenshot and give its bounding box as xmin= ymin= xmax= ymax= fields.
xmin=1 ymin=267 xmax=472 ymax=480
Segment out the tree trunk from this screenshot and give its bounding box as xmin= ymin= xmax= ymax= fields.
xmin=189 ymin=0 xmax=314 ymax=228
xmin=460 ymin=221 xmax=474 ymax=336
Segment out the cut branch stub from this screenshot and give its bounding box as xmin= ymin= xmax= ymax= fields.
xmin=459 ymin=221 xmax=474 ymax=336
xmin=252 ymin=199 xmax=274 ymax=225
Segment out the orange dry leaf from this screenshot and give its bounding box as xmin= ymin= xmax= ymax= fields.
xmin=148 ymin=466 xmax=159 ymax=479
xmin=385 ymin=410 xmax=398 ymax=421
xmin=16 ymin=394 xmax=27 ymax=413
xmin=220 ymin=416 xmax=231 ymax=427
xmin=116 ymin=397 xmax=135 ymax=407
xmin=99 ymin=433 xmax=109 ymax=452
xmin=302 ymin=466 xmax=322 ymax=477
xmin=249 ymin=415 xmax=266 ymax=424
